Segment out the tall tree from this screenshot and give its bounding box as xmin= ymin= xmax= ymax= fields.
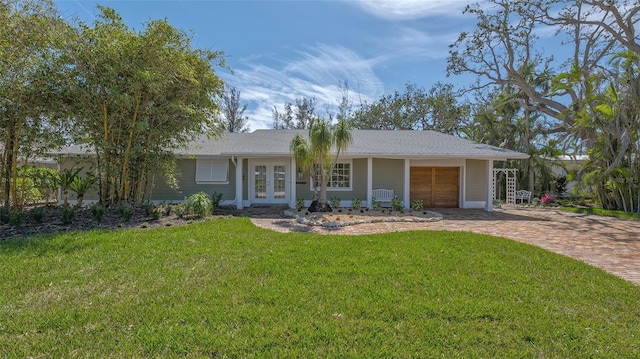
xmin=448 ymin=0 xmax=639 ymax=131
xmin=220 ymin=86 xmax=250 ymax=133
xmin=66 ymin=6 xmax=225 ymax=205
xmin=272 ymin=97 xmax=316 ymax=129
xmin=352 ymin=82 xmax=470 ymax=134
xmin=0 ymin=0 xmax=69 ymax=210
xmin=290 ymin=118 xmax=353 ymax=212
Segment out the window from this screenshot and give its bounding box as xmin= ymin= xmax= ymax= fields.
xmin=311 ymin=161 xmax=352 ymax=190
xmin=196 ymin=160 xmax=229 ymax=183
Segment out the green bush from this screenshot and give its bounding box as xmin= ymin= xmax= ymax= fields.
xmin=351 ymin=197 xmax=362 ymax=210
xmin=211 ymin=191 xmax=223 ymax=210
xmin=329 ymin=196 xmax=341 ymax=209
xmin=16 ymin=177 xmax=42 ymax=206
xmin=296 ymin=198 xmax=306 ymax=211
xmin=0 ymin=208 xmax=8 ymax=224
xmin=90 ymin=203 xmax=105 ymax=222
xmin=372 ymin=197 xmax=382 ymax=211
xmin=410 ymin=198 xmax=424 ymax=211
xmin=185 ymin=192 xmax=212 ymax=218
xmin=149 ymin=207 xmax=162 ymax=220
xmin=61 ymin=206 xmax=75 ymax=225
xmin=391 ymin=196 xmax=403 ymax=211
xmin=142 ymin=203 xmax=161 ymax=219
xmin=118 ymin=204 xmax=134 ymax=222
xmin=30 ymin=206 xmax=45 ymax=223
xmin=173 ymin=203 xmax=187 ymax=219
xmin=8 ymin=210 xmax=25 ymax=226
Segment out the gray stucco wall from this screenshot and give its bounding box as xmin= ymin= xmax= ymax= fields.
xmin=295 ymin=158 xmax=367 ymax=201
xmin=152 ymin=158 xmax=237 ymax=202
xmin=372 ymin=158 xmax=405 ymax=198
xmin=465 ymin=159 xmax=487 ymax=201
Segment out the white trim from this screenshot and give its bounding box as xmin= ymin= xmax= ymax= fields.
xmin=195 ymin=159 xmax=229 ymax=183
xmin=367 ymin=157 xmax=373 ymax=209
xmin=235 ymin=157 xmax=244 ymax=209
xmin=464 ymin=201 xmax=486 ymax=209
xmin=410 ymin=158 xmax=465 ymax=167
xmin=310 ymin=159 xmax=353 ymax=192
xmin=485 ymin=160 xmax=494 ymax=211
xmin=459 ymin=165 xmax=464 ymax=208
xmin=290 ymin=157 xmax=297 ymax=208
xmin=249 ymin=159 xmax=290 ymax=204
xmin=403 ymin=159 xmax=410 ymax=209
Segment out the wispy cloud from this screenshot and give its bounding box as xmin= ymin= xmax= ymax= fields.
xmin=222 ymin=44 xmax=384 ymax=130
xmin=377 ymin=26 xmax=460 ymax=61
xmin=351 ymin=0 xmax=471 ymax=20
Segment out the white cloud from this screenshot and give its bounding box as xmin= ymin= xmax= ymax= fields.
xmin=222 ymin=44 xmax=384 ymax=130
xmin=351 ymin=0 xmax=471 ymax=20
xmin=378 ymin=26 xmax=460 ymax=60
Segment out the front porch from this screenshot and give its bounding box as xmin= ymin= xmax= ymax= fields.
xmin=232 ymin=157 xmax=499 ymax=212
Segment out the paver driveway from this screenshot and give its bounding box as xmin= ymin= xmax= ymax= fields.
xmin=251 ymin=207 xmax=640 ymax=286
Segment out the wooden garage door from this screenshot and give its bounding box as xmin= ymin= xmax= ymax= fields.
xmin=410 ymin=167 xmax=459 ymax=208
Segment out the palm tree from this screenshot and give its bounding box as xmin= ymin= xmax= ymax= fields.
xmin=290 ymin=117 xmax=353 ymax=212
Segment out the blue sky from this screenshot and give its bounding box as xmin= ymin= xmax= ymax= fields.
xmin=54 ymin=0 xmax=483 ymax=130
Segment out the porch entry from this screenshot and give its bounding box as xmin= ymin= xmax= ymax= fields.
xmin=250 ymin=161 xmax=289 ymax=204
xmin=410 ymin=167 xmax=460 ymax=208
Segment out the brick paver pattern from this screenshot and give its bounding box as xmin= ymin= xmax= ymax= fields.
xmin=251 ymin=207 xmax=640 ymax=286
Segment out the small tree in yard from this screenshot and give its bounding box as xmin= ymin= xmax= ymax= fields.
xmin=290 ymin=118 xmax=352 ymax=212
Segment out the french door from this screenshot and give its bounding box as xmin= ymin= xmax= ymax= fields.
xmin=251 ymin=161 xmax=289 ymax=204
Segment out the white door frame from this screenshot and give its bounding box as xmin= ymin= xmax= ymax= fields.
xmin=249 ymin=160 xmax=290 ymax=204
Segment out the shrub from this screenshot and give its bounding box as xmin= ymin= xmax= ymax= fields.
xmin=211 ymin=191 xmax=224 ymax=210
xmin=61 ymin=206 xmax=76 ymax=225
xmin=16 ymin=177 xmax=41 ymax=207
xmin=0 ymin=208 xmax=8 ymax=224
xmin=174 ymin=203 xmax=187 ymax=219
xmin=149 ymin=207 xmax=162 ymax=220
xmin=372 ymin=196 xmax=382 ymax=211
xmin=118 ymin=204 xmax=134 ymax=222
xmin=351 ymin=197 xmax=362 ymax=211
xmin=296 ymin=197 xmax=305 ymax=211
xmin=541 ymin=193 xmax=553 ymax=205
xmin=30 ymin=206 xmax=45 ymax=223
xmin=411 ymin=198 xmax=424 ymax=211
xmin=90 ymin=203 xmax=105 ymax=222
xmin=8 ymin=210 xmax=25 ymax=226
xmin=329 ymin=196 xmax=341 ymax=209
xmin=69 ymin=174 xmax=96 ymax=207
xmin=185 ymin=192 xmax=212 ymax=218
xmin=391 ymin=196 xmax=403 ymax=211
xmin=142 ymin=203 xmax=162 ymax=220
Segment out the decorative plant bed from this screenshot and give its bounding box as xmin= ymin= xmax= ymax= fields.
xmin=284 ymin=209 xmax=443 ymax=228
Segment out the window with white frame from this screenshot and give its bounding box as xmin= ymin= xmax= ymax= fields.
xmin=311 ymin=161 xmax=352 ymax=190
xmin=195 ymin=160 xmax=229 ymax=183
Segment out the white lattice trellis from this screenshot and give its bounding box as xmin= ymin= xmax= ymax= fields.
xmin=493 ymin=169 xmax=518 ymax=204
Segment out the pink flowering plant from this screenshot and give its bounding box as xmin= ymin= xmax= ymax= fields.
xmin=540 ymin=193 xmax=553 ymax=205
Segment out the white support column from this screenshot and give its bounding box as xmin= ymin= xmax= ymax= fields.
xmin=485 ymin=160 xmax=494 ymax=212
xmin=403 ymin=159 xmax=410 ymax=209
xmin=236 ymin=157 xmax=244 ymax=209
xmin=290 ymin=157 xmax=297 ymax=209
xmin=367 ymin=157 xmax=373 ymax=209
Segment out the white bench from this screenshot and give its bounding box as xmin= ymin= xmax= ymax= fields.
xmin=372 ymin=189 xmax=394 ymax=207
xmin=515 ymin=190 xmax=532 ymax=203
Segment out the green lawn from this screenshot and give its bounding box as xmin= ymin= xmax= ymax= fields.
xmin=1 ymin=218 xmax=639 ymax=358
xmin=560 ymin=206 xmax=640 ymax=220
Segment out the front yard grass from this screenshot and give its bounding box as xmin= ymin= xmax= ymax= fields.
xmin=1 ymin=217 xmax=639 ymax=358
xmin=560 ymin=205 xmax=640 ymax=220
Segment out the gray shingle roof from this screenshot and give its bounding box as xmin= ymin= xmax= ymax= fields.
xmin=174 ymin=129 xmax=528 ymax=160
xmin=60 ymin=129 xmax=528 ymax=160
